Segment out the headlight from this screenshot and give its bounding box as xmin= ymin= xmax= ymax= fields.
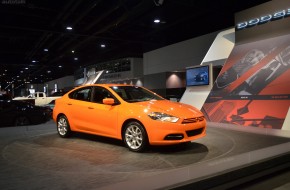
xmin=148 ymin=112 xmax=179 ymax=123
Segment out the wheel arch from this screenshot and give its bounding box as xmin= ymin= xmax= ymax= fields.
xmin=56 ymin=113 xmax=77 ymax=132
xmin=121 ymin=119 xmax=149 ymax=141
xmin=56 ymin=113 xmax=66 ymax=121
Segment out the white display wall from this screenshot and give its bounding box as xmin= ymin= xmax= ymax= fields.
xmin=180 ymin=28 xmax=235 ymax=109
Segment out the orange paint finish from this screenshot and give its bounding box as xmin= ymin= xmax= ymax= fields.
xmin=53 ymin=84 xmax=206 ymax=150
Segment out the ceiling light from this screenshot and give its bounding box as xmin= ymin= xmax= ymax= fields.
xmin=66 ymin=26 xmax=73 ymax=30
xmin=154 ymin=19 xmax=161 ymax=23
xmin=154 ymin=19 xmax=166 ymax=24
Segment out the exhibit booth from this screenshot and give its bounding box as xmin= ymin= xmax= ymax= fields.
xmin=182 ymin=0 xmax=290 ymax=135
xmin=1 ymin=1 xmax=290 ymax=190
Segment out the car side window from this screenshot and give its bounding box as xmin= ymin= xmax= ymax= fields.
xmin=114 ymin=89 xmax=128 ymax=100
xmin=92 ymin=87 xmax=114 ymax=104
xmin=69 ymin=87 xmax=92 ymax=102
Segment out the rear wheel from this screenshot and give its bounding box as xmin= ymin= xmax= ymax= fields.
xmin=14 ymin=116 xmax=30 ymax=126
xmin=57 ymin=115 xmax=71 ymax=138
xmin=123 ymin=121 xmax=148 ymax=152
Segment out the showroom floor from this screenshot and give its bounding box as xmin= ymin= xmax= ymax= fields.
xmin=0 ymin=120 xmax=289 ymax=190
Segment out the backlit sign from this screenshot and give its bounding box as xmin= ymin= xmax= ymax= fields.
xmin=236 ymin=8 xmax=290 ymax=30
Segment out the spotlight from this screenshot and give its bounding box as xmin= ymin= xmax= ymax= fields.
xmin=154 ymin=19 xmax=161 ymax=23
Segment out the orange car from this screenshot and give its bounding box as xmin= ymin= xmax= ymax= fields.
xmin=53 ymin=84 xmax=206 ymax=152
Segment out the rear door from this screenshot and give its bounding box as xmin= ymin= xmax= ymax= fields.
xmin=65 ymin=87 xmax=93 ymax=131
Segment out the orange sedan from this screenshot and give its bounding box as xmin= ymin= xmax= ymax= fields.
xmin=53 ymin=84 xmax=206 ymax=152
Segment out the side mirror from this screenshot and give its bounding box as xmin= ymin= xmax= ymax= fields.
xmin=103 ymin=98 xmax=115 ymax=105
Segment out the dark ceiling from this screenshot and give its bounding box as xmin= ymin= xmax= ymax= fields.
xmin=0 ymin=0 xmax=270 ymax=88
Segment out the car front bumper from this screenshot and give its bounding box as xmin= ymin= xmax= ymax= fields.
xmin=145 ymin=119 xmax=206 ymax=145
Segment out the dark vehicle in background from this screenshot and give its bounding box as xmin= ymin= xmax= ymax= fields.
xmin=46 ymin=99 xmax=55 ymax=109
xmin=0 ymin=94 xmax=51 ymax=127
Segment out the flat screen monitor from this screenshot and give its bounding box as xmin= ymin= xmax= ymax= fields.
xmin=186 ymin=65 xmax=209 ymax=86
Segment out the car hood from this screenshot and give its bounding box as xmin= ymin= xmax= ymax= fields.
xmin=133 ymin=100 xmax=203 ymax=119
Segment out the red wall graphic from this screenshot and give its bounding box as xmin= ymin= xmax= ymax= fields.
xmin=202 ymin=34 xmax=290 ymax=129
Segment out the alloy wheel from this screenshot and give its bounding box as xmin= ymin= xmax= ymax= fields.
xmin=124 ymin=121 xmax=147 ymax=152
xmin=57 ymin=115 xmax=71 ymax=137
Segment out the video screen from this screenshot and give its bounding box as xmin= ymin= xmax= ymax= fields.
xmin=186 ymin=65 xmax=209 ymax=86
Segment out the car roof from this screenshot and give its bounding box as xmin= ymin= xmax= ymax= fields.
xmin=81 ymin=84 xmax=136 ymax=88
xmin=69 ymin=84 xmax=139 ymax=93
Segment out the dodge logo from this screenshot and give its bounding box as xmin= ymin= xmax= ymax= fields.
xmin=236 ymin=9 xmax=290 ymax=30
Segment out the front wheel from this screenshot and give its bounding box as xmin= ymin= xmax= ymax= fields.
xmin=123 ymin=121 xmax=148 ymax=152
xmin=57 ymin=115 xmax=71 ymax=138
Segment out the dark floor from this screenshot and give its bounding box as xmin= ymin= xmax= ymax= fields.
xmin=0 ymin=120 xmax=289 ymax=189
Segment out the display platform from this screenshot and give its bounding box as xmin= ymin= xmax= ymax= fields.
xmin=0 ymin=120 xmax=289 ymax=189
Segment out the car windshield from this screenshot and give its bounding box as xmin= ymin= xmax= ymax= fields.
xmin=110 ymin=86 xmax=164 ymax=103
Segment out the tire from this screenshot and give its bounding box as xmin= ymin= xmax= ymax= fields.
xmin=123 ymin=121 xmax=148 ymax=152
xmin=57 ymin=115 xmax=71 ymax=138
xmin=14 ymin=116 xmax=30 ymax=126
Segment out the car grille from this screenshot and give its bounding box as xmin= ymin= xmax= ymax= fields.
xmin=182 ymin=116 xmax=205 ymax=124
xmin=186 ymin=128 xmax=204 ymax=137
